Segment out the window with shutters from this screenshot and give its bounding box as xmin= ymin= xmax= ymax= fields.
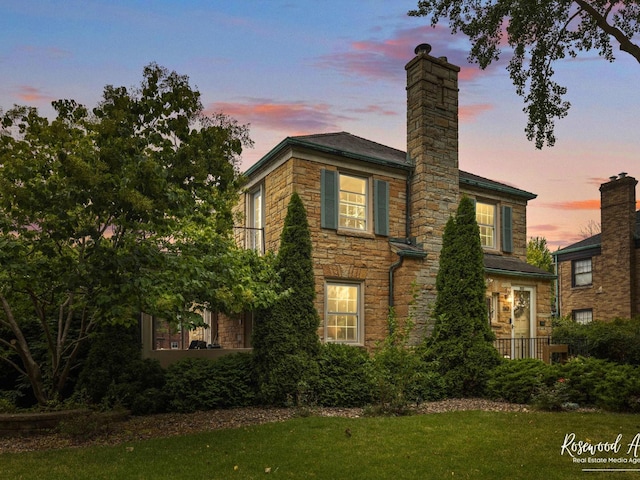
xmin=339 ymin=173 xmax=367 ymax=231
xmin=321 ymin=169 xmax=389 ymax=236
xmin=476 ymin=202 xmax=496 ymax=248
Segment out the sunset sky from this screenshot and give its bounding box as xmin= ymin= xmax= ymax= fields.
xmin=1 ymin=0 xmax=638 ymax=248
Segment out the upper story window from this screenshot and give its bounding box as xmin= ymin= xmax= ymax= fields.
xmin=248 ymin=187 xmax=264 ymax=253
xmin=339 ymin=174 xmax=367 ymax=231
xmin=321 ymin=169 xmax=389 ymax=236
xmin=476 ymin=202 xmax=496 ymax=248
xmin=572 ymin=258 xmax=592 ymax=287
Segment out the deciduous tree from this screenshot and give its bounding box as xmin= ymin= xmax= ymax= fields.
xmin=409 ymin=1 xmax=640 ymax=148
xmin=0 ymin=64 xmax=277 ymax=406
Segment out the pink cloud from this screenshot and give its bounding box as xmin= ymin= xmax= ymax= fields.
xmin=459 ymin=103 xmax=493 ymax=122
xmin=315 ymin=24 xmax=502 ymax=84
xmin=347 ymin=104 xmax=399 ymax=116
xmin=18 ymin=45 xmax=71 ymax=59
xmin=206 ymin=99 xmax=349 ymax=133
xmin=544 ymin=199 xmax=601 ymax=210
xmin=14 ymin=85 xmax=54 ymax=103
xmin=529 ymin=224 xmax=560 ymax=232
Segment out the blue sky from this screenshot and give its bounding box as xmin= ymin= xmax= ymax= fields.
xmin=1 ymin=0 xmax=638 ymax=248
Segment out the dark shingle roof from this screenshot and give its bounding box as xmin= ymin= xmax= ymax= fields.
xmin=245 ymin=132 xmax=537 ymax=200
xmin=553 ymin=211 xmax=640 ymax=256
xmin=484 ymin=254 xmax=556 ymax=279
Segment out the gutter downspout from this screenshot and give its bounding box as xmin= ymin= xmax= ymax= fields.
xmin=389 ymin=253 xmax=405 ymax=310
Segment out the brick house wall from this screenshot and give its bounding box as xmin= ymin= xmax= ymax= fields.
xmin=554 ymin=173 xmax=639 ymax=322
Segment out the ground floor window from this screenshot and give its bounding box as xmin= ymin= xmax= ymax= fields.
xmin=151 ymin=311 xmax=216 ymax=350
xmin=573 ymin=309 xmax=593 ymax=324
xmin=325 ymin=282 xmax=361 ymax=343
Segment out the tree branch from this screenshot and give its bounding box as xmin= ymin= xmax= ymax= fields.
xmin=574 ymin=0 xmax=640 ymax=62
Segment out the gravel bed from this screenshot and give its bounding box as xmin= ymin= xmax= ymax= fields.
xmin=0 ymin=399 xmax=529 ymax=454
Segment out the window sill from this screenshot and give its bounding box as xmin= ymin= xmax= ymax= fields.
xmin=571 ymin=284 xmax=593 ymax=290
xmin=336 ymin=228 xmax=375 ymax=240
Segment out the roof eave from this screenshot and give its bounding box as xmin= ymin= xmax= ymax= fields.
xmin=552 ymin=243 xmax=601 ymax=257
xmin=461 ymin=176 xmax=537 ymax=200
xmin=244 ymin=136 xmax=411 ymax=178
xmin=485 ymin=267 xmax=556 ymax=279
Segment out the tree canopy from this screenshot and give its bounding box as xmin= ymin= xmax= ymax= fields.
xmin=0 ymin=63 xmax=277 ymax=406
xmin=527 ymin=237 xmax=555 ymax=273
xmin=409 ymin=1 xmax=640 ymax=148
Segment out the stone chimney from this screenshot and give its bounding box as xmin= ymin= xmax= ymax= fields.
xmin=406 ymin=43 xmax=461 ymax=330
xmin=599 ymin=173 xmax=638 ymax=319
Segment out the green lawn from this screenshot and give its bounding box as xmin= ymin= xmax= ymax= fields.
xmin=3 ymin=410 xmax=640 ymax=479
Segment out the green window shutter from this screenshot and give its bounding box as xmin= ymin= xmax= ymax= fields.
xmin=502 ymin=205 xmax=513 ymax=253
xmin=321 ymin=169 xmax=338 ymax=229
xmin=374 ymin=179 xmax=389 ymax=236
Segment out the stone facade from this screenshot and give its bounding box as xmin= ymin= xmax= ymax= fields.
xmin=555 ymin=174 xmax=639 ymax=321
xmin=142 ymin=45 xmax=555 ymax=360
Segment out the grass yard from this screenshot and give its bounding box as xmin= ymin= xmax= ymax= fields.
xmin=2 ymin=410 xmax=640 ymax=479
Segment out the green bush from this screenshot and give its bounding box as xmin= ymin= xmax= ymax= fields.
xmin=75 ymin=325 xmax=167 ymax=414
xmin=595 ymin=364 xmax=640 ymax=412
xmin=314 ymin=343 xmax=374 ymax=407
xmin=165 ymin=354 xmax=256 ymax=412
xmin=557 ymin=356 xmax=611 ymax=406
xmin=487 ymin=358 xmax=557 ymax=404
xmin=371 ymin=308 xmax=446 ymax=414
xmin=553 ymin=317 xmax=640 ymax=364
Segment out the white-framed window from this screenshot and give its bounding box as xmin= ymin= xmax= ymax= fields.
xmin=573 ymin=309 xmax=593 ymax=324
xmin=339 ymin=173 xmax=367 ymax=231
xmin=476 ymin=202 xmax=496 ymax=248
xmin=572 ymin=258 xmax=592 ymax=287
xmin=248 ymin=186 xmax=263 ymax=253
xmin=325 ymin=282 xmax=362 ymax=343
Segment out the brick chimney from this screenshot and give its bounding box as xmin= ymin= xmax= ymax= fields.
xmin=599 ymin=173 xmax=637 ymax=319
xmin=406 ymin=44 xmax=461 ymax=328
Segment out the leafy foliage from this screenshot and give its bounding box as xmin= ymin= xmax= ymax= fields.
xmin=487 ymin=358 xmax=558 ymax=404
xmin=372 ymin=305 xmax=446 ymax=414
xmin=409 ymin=1 xmax=640 ymax=148
xmin=164 ymin=354 xmax=256 ymax=413
xmin=313 ymin=343 xmax=374 ymax=407
xmin=252 ymin=192 xmax=321 ymax=405
xmin=552 ymin=317 xmax=640 ymax=364
xmin=527 ymin=237 xmax=554 ymax=273
xmin=423 ymin=196 xmax=501 ymax=397
xmin=75 ymin=325 xmax=167 ymax=415
xmin=0 ymin=63 xmax=278 ymax=406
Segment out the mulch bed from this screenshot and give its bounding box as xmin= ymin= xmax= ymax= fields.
xmin=0 ymin=399 xmax=529 ymax=454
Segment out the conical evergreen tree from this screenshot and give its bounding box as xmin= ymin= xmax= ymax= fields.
xmin=252 ymin=192 xmax=321 ymax=404
xmin=425 ymin=196 xmax=500 ymax=397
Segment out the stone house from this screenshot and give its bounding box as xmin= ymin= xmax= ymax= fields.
xmin=553 ymin=173 xmax=639 ymax=323
xmin=141 ymin=44 xmax=555 ymax=366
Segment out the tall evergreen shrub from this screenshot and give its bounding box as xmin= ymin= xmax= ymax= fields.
xmin=252 ymin=192 xmax=321 ymax=405
xmin=423 ymin=196 xmax=501 ymax=397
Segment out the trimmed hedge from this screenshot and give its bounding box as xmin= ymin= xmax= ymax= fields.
xmin=165 ymin=354 xmax=256 ymax=412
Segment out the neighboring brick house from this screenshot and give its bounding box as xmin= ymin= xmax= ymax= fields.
xmin=553 ymin=173 xmax=639 ymax=323
xmin=141 ymin=44 xmax=555 ymax=365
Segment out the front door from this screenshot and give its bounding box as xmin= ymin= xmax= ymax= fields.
xmin=511 ymin=286 xmax=536 ymax=359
